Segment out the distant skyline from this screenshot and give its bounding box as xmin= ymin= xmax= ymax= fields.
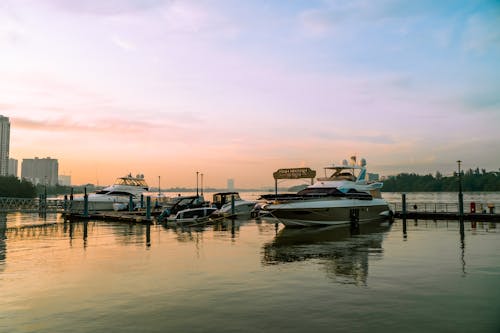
xmin=1 ymin=0 xmax=499 ymax=187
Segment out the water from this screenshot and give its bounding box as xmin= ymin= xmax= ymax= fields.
xmin=1 ymin=193 xmax=499 ymax=333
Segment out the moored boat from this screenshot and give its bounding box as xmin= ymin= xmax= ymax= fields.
xmin=261 ymin=157 xmax=392 ymax=227
xmin=157 ymin=195 xmax=208 ymax=222
xmin=71 ymin=174 xmax=149 ymax=212
xmin=210 ymin=192 xmax=257 ymax=218
xmin=166 ymin=206 xmax=217 ymax=225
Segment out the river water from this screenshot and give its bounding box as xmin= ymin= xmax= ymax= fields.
xmin=1 ymin=192 xmax=499 ymax=332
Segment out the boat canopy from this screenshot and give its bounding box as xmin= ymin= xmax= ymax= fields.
xmin=115 ymin=176 xmax=148 ymax=188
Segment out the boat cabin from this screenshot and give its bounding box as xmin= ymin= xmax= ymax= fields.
xmin=212 ymin=192 xmax=241 ymax=209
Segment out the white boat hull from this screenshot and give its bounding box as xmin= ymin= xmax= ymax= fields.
xmin=70 ymin=195 xmax=135 ymax=212
xmin=264 ymin=198 xmax=391 ymax=227
xmin=166 ymin=207 xmax=217 ymax=225
xmin=214 ymin=200 xmax=257 ymax=218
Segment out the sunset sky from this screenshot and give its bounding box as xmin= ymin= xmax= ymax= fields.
xmin=1 ymin=0 xmax=499 ymax=188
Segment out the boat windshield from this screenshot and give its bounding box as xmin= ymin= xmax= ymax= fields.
xmin=296 ymin=187 xmax=345 ymax=197
xmin=107 ymin=191 xmax=136 ymax=197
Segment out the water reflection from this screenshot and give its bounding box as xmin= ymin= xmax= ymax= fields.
xmin=263 ymin=221 xmax=392 ymax=285
xmin=163 ymin=218 xmax=248 ymax=243
xmin=0 ymin=213 xmax=6 ymax=269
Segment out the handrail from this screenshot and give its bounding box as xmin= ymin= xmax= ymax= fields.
xmin=388 ymin=201 xmax=499 ymax=213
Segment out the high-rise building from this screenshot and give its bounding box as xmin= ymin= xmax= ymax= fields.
xmin=21 ymin=157 xmax=59 ymax=186
xmin=8 ymin=158 xmax=18 ymax=177
xmin=0 ymin=115 xmax=10 ymax=176
xmin=58 ymin=174 xmax=71 ymax=186
xmin=227 ymin=179 xmax=234 ymax=190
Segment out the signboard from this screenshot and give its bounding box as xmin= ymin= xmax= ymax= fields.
xmin=273 ymin=167 xmax=316 ymax=180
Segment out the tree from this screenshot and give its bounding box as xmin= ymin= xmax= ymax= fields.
xmin=0 ymin=176 xmax=37 ymax=198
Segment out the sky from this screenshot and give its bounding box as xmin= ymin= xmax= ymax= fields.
xmin=0 ymin=0 xmax=499 ymax=188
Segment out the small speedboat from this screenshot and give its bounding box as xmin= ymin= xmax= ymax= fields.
xmin=210 ymin=192 xmax=257 ymax=218
xmin=211 ymin=200 xmax=258 ymax=219
xmin=157 ymin=195 xmax=207 ymax=222
xmin=166 ymin=207 xmax=217 ymax=225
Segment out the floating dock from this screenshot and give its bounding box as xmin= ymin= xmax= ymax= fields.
xmin=63 ymin=211 xmax=156 ymax=224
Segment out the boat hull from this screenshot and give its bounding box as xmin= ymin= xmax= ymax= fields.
xmin=264 ymin=198 xmax=391 ymax=227
xmin=70 ymin=196 xmax=135 ymax=212
xmin=166 ymin=207 xmax=217 ymax=225
xmin=213 ymin=200 xmax=257 ymax=218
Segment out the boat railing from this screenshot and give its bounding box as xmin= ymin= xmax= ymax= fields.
xmin=388 ymin=201 xmax=500 ymax=214
xmin=0 ymin=197 xmax=66 ymax=212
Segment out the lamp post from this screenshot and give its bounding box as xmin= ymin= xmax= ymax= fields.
xmin=158 ymin=176 xmax=161 ymax=197
xmin=196 ymin=171 xmax=199 ymax=196
xmin=457 ymin=160 xmax=464 ymax=220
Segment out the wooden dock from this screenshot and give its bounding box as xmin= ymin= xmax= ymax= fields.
xmin=63 ymin=211 xmax=156 ymax=224
xmin=64 ymin=209 xmax=500 ymax=224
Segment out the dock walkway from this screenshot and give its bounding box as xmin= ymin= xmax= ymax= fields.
xmin=63 ymin=211 xmax=157 ymax=224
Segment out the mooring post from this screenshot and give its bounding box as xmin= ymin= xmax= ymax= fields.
xmin=457 ymin=160 xmax=464 ymax=221
xmin=83 ymin=187 xmax=89 ymax=218
xmin=70 ymin=188 xmax=74 ymax=212
xmin=402 ymin=193 xmax=407 ymax=218
xmin=146 ymin=196 xmax=151 ymax=221
xmin=129 ymin=194 xmax=134 ymax=212
xmin=231 ymin=194 xmax=235 ymax=216
xmin=140 ymin=194 xmax=144 ymax=210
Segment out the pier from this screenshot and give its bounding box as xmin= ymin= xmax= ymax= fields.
xmin=2 ymin=195 xmax=499 ymax=224
xmin=390 ymin=198 xmax=500 ymax=222
xmin=393 ymin=210 xmax=500 ymax=222
xmin=62 ymin=211 xmax=156 ymax=224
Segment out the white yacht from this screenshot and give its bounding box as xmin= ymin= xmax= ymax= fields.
xmin=261 ymin=157 xmax=392 ymax=227
xmin=71 ymin=174 xmax=149 ymax=212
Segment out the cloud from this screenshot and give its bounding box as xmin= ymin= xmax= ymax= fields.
xmin=0 ymin=103 xmax=15 ymax=111
xmin=43 ymin=0 xmax=170 ymax=16
xmin=462 ymin=11 xmax=500 ymax=53
xmin=11 ymin=115 xmax=160 ymax=134
xmin=0 ymin=2 xmax=24 ymax=46
xmin=110 ymin=35 xmax=135 ymax=51
xmin=462 ymin=91 xmax=500 ymax=111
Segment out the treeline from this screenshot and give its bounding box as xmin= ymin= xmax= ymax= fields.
xmin=0 ymin=176 xmax=37 ymax=197
xmin=0 ymin=176 xmax=98 ymax=198
xmin=382 ymin=169 xmax=500 ymax=192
